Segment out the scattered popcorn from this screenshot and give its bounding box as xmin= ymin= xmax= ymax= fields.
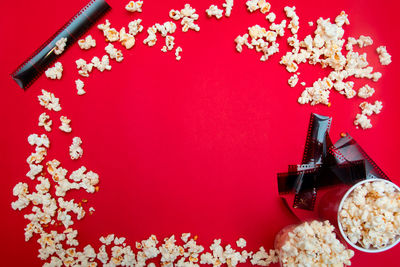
xmin=92 ymin=55 xmax=112 ymax=72
xmin=297 ymin=77 xmax=333 ymax=105
xmin=358 ymin=84 xmax=375 ymax=99
xmin=360 ymin=100 xmax=383 ymax=116
xmin=98 ymin=19 xmax=119 ymax=42
xmin=246 ymin=0 xmax=271 ymax=14
xmin=169 ymin=4 xmax=200 ymax=32
xmin=265 ymin=12 xmax=276 ymax=23
xmin=26 ymin=164 xmax=43 ymax=180
xmin=119 ymin=27 xmax=135 ymax=49
xmin=288 ymin=74 xmax=299 ymax=87
xmin=38 ymin=112 xmax=52 ymax=132
xmin=175 ymin=46 xmax=182 ymax=61
xmin=128 ymin=19 xmax=144 ymax=36
xmin=236 ymin=238 xmax=246 ymax=248
xmin=76 ymin=58 xmax=94 ymax=77
xmin=155 ymin=21 xmax=177 ymax=37
xmin=38 ymin=89 xmax=61 ymax=112
xmin=28 ymin=134 xmax=50 ymax=148
xmin=105 ymin=44 xmax=124 ymax=62
xmin=45 ymin=62 xmax=63 ymax=80
xmin=59 ymin=116 xmax=72 ymax=133
xmin=339 ymin=180 xmax=400 ymax=249
xmin=377 ymin=46 xmax=392 ymax=65
xmin=206 ymin=5 xmax=223 ymax=19
xmin=276 ymin=221 xmax=354 ymax=266
xmin=75 ymin=79 xmax=86 ymax=95
xmin=69 ymin=137 xmax=83 ymax=160
xmin=354 ymin=113 xmax=372 ymax=129
xmin=54 ymin=37 xmax=67 ymax=55
xmin=143 ymin=26 xmax=157 ymax=47
xmin=125 ymin=0 xmax=143 ymax=13
xmin=78 ymin=35 xmax=96 ymax=50
xmin=162 ymin=35 xmax=175 ymax=52
xmin=223 ymin=0 xmax=234 ymax=17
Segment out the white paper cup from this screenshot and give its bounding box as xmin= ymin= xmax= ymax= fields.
xmin=337 ymin=178 xmax=400 ymax=253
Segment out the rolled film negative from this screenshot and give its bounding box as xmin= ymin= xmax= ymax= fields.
xmin=11 ymin=0 xmax=111 ymax=89
xmin=330 ymin=133 xmax=390 ymax=181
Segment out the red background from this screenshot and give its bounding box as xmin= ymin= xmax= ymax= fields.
xmin=1 ymin=0 xmax=399 ymax=266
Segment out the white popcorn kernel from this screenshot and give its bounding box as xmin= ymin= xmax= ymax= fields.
xmin=128 ymin=19 xmax=144 ymax=36
xmin=308 ymin=21 xmax=313 ymax=26
xmin=120 ymin=27 xmax=135 ymax=49
xmin=78 ymin=35 xmax=96 ymax=50
xmin=223 ymin=0 xmax=234 ymax=17
xmin=45 ymin=62 xmax=63 ymax=80
xmin=91 ymin=55 xmax=112 ymax=72
xmin=76 ymin=58 xmax=94 ymax=77
xmin=181 ymin=233 xmax=191 ymax=243
xmin=59 ymin=116 xmax=72 ymax=133
xmin=234 ymin=34 xmax=253 ymax=52
xmin=358 ymin=84 xmax=375 ymax=99
xmin=169 ymin=9 xmax=182 ymax=20
xmin=357 ymin=35 xmax=373 ymax=48
xmin=360 ymin=100 xmax=383 ymax=116
xmin=246 ymin=0 xmax=271 ymax=14
xmin=377 ymin=46 xmax=392 ymax=65
xmin=28 ymin=134 xmax=50 ymax=148
xmin=105 ymin=43 xmax=124 ymax=62
xmin=26 ymin=164 xmax=43 ymax=180
xmin=175 ymin=47 xmax=182 ymax=61
xmin=69 ymin=137 xmax=83 ymax=160
xmin=105 ymin=28 xmax=119 ymax=42
xmin=354 ymin=113 xmax=372 ymax=129
xmin=335 ymin=11 xmax=350 ymax=27
xmin=265 ymin=12 xmax=276 ymax=23
xmin=26 ymin=146 xmax=47 ymax=165
xmin=125 ymin=0 xmax=143 ymax=12
xmin=38 ymin=90 xmax=61 ymax=111
xmin=162 ymin=35 xmax=175 ymax=52
xmin=236 ymin=238 xmax=247 ymax=248
xmin=75 ymin=79 xmax=86 ymax=95
xmin=143 ymin=26 xmax=157 ymax=47
xmin=288 ymin=74 xmax=299 ymax=87
xmin=98 ymin=19 xmax=111 ymax=32
xmin=206 ymin=5 xmax=223 ymax=19
xmin=54 ymin=37 xmax=67 ymax=55
xmin=38 ymin=112 xmax=52 ymax=132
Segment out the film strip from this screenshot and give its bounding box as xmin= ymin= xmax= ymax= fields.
xmin=277 ymin=113 xmax=374 ymax=211
xmin=11 ymin=0 xmax=111 ymax=89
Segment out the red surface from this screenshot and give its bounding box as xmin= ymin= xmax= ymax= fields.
xmin=1 ymin=0 xmax=399 ymax=266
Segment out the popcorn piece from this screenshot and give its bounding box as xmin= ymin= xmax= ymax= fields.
xmin=38 ymin=112 xmax=52 ymax=132
xmin=119 ymin=27 xmax=135 ymax=49
xmin=223 ymin=0 xmax=234 ymax=17
xmin=54 ymin=37 xmax=67 ymax=55
xmin=377 ymin=46 xmax=392 ymax=65
xmin=26 ymin=164 xmax=43 ymax=180
xmin=76 ymin=58 xmax=94 ymax=77
xmin=45 ymin=62 xmax=63 ymax=80
xmin=339 ymin=180 xmax=400 ymax=249
xmin=28 ymin=134 xmax=50 ymax=148
xmin=98 ymin=19 xmax=119 ymax=42
xmin=181 ymin=233 xmax=191 ymax=243
xmin=277 ymin=220 xmax=354 ymax=266
xmin=265 ymin=12 xmax=276 ymax=23
xmin=75 ymin=79 xmax=86 ymax=95
xmin=125 ymin=0 xmax=143 ymax=12
xmin=100 ymin=234 xmax=115 ymax=245
xmin=234 ymin=34 xmax=253 ymax=52
xmin=38 ymin=90 xmax=61 ymax=112
xmin=128 ymin=19 xmax=144 ymax=36
xmin=78 ymin=35 xmax=96 ymax=50
xmin=170 ymin=4 xmax=200 ymax=32
xmin=357 ymin=35 xmax=373 ymax=48
xmin=27 ymin=146 xmax=47 ymax=165
xmin=297 ymin=77 xmax=333 ymax=105
xmin=360 ymin=100 xmax=383 ymax=116
xmin=59 ymin=116 xmax=72 ymax=133
xmin=105 ymin=43 xmax=124 ymax=62
xmin=91 ymin=55 xmax=112 ymax=72
xmin=98 ymin=19 xmax=111 ymax=32
xmin=155 ymin=21 xmax=177 ymax=37
xmin=169 ymin=9 xmax=182 ymax=20
xmin=308 ymin=21 xmax=313 ymax=26
xmin=162 ymin=35 xmax=175 ymax=52
xmin=236 ymin=238 xmax=246 ymax=248
xmin=143 ymin=26 xmax=157 ymax=47
xmin=358 ymin=84 xmax=375 ymax=99
xmin=288 ymin=74 xmax=299 ymax=87
xmin=354 ymin=113 xmax=372 ymax=129
xmin=69 ymin=137 xmax=83 ymax=160
xmin=246 ymin=0 xmax=271 ymax=14
xmin=335 ymin=11 xmax=350 ymax=27
xmin=175 ymin=46 xmax=182 ymax=61
xmin=206 ymin=5 xmax=223 ymax=19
